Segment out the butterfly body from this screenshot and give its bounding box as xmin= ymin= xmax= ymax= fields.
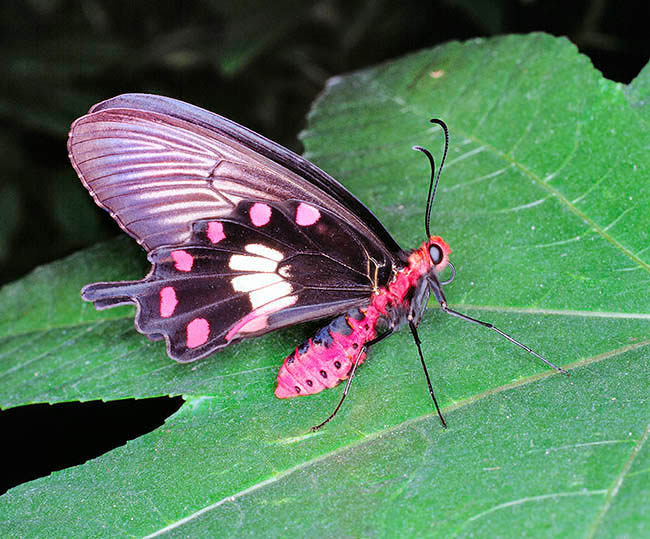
xmin=275 ymin=237 xmax=450 ymax=397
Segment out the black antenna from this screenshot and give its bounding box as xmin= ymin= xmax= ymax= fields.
xmin=413 ymin=118 xmax=449 ymax=238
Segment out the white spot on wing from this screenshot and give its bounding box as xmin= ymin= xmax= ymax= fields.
xmin=232 ymin=273 xmax=283 ymax=292
xmin=229 ymin=244 xmax=292 ymax=308
xmin=229 ymin=255 xmax=278 ymax=273
xmin=245 ymin=244 xmax=284 ymax=261
xmin=249 ymin=281 xmax=293 ymax=309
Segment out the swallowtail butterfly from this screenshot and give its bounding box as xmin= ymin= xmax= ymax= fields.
xmin=68 ymin=94 xmax=565 ymax=429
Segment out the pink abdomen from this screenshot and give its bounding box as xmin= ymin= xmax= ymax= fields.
xmin=275 ymin=308 xmax=377 ymax=398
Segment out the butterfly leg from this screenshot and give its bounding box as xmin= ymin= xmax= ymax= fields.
xmin=427 ymin=275 xmax=568 ymax=375
xmin=408 ymin=321 xmax=447 ymax=428
xmin=311 ymin=328 xmax=394 ymax=431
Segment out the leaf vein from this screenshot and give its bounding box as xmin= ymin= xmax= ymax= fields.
xmin=586 ymin=421 xmax=650 ymax=538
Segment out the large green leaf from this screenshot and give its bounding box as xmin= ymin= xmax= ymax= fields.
xmin=1 ymin=34 xmax=649 ymax=536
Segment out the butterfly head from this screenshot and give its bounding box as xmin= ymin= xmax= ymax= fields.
xmin=426 ymin=236 xmax=451 ymax=271
xmin=407 ymin=235 xmax=451 ymax=283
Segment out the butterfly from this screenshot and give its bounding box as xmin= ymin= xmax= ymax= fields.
xmin=68 ymin=94 xmax=565 ymax=429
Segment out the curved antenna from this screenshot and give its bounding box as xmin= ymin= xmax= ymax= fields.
xmin=412 ymin=119 xmax=449 ymax=238
xmin=412 ymin=146 xmax=435 ymax=238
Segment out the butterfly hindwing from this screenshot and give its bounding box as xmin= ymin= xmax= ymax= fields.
xmin=83 ymin=199 xmax=391 ymax=361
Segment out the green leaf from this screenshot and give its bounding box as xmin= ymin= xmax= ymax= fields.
xmin=1 ymin=34 xmax=649 ymax=537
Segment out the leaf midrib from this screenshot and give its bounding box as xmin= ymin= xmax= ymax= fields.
xmin=2 ymin=303 xmax=650 ymax=344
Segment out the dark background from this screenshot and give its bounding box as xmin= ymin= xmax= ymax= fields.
xmin=2 ymin=0 xmax=648 ymax=494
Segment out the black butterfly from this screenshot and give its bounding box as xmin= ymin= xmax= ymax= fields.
xmin=69 ymin=94 xmax=564 ymax=428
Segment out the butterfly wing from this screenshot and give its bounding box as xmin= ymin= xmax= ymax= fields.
xmin=69 ymin=93 xmax=402 ymax=254
xmin=70 ymin=94 xmax=403 ymax=361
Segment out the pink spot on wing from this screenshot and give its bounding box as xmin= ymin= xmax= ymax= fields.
xmin=225 ymin=312 xmax=267 ymax=341
xmin=186 ymin=318 xmax=209 ymax=348
xmin=159 ymin=287 xmax=178 ymax=318
xmin=295 ymin=203 xmax=321 ymax=226
xmin=206 ymin=221 xmax=226 ymax=244
xmin=238 ymin=315 xmax=269 ymax=335
xmin=249 ymin=203 xmax=272 ymax=227
xmin=225 ymin=296 xmax=297 ymax=341
xmin=171 ymin=250 xmax=193 ymax=272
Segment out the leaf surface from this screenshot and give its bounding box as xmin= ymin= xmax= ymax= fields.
xmin=1 ymin=34 xmax=649 ymax=537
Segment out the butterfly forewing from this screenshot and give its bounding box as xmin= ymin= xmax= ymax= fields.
xmin=68 ymin=93 xmax=401 ymax=255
